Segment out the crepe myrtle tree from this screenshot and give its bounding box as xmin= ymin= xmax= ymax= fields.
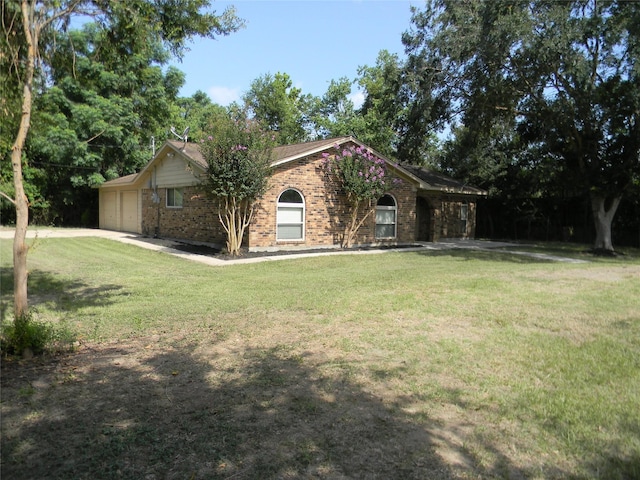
xmin=199 ymin=115 xmax=276 ymax=256
xmin=323 ymin=144 xmax=398 ymax=248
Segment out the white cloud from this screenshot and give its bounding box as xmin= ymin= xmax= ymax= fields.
xmin=348 ymin=90 xmax=366 ymax=110
xmin=208 ymin=86 xmax=241 ymax=106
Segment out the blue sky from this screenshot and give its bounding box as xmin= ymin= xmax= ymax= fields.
xmin=169 ymin=0 xmax=421 ymax=106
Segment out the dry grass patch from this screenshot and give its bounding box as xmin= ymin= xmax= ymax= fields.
xmin=1 ymin=238 xmax=639 ymax=479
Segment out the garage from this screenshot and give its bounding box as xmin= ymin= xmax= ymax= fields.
xmin=98 ymin=173 xmax=141 ymax=234
xmin=100 ymin=191 xmax=117 ymax=231
xmin=120 ymin=191 xmax=139 ymax=233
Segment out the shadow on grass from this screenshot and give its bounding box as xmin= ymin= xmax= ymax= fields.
xmin=0 ymin=341 xmax=574 ymax=480
xmin=415 ymin=248 xmax=563 ymax=263
xmin=1 ymin=268 xmax=127 ymax=322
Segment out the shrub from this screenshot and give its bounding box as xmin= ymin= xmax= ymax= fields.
xmin=1 ymin=313 xmax=74 ymax=357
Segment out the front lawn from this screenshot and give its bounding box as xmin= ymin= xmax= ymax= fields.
xmin=1 ymin=238 xmax=639 ymax=479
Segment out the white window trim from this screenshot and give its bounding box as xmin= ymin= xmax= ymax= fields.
xmin=460 ymin=203 xmax=469 ymax=235
xmin=277 ymin=189 xmax=305 ymax=242
xmin=375 ymin=194 xmax=397 ymax=239
xmin=460 ymin=203 xmax=469 ymax=221
xmin=166 ymin=187 xmax=184 ymax=208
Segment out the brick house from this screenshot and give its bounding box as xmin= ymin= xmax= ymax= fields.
xmin=98 ymin=136 xmax=486 ymax=251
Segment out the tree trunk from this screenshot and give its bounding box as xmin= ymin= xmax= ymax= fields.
xmin=218 ymin=197 xmax=254 ymax=256
xmin=12 ymin=152 xmax=29 ymax=319
xmin=342 ymin=200 xmax=375 ymax=249
xmin=11 ymin=0 xmax=37 ymax=319
xmin=590 ymin=193 xmax=621 ymax=253
xmin=342 ymin=202 xmax=361 ymax=248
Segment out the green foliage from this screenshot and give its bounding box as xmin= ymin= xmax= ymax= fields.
xmin=173 ymin=90 xmax=228 ymax=143
xmin=322 ymin=144 xmax=390 ymax=204
xmin=305 ymin=52 xmax=408 ymax=158
xmin=243 ymin=72 xmax=311 ymax=144
xmin=199 ymin=112 xmax=275 ymax=203
xmin=403 ymin=0 xmax=640 ymax=249
xmin=0 ymin=313 xmax=71 ymax=356
xmin=322 ymin=143 xmax=395 ymax=247
xmin=355 ymin=50 xmax=407 ymax=158
xmin=23 ymin=23 xmax=191 ymax=224
xmin=308 ymin=77 xmax=363 ymax=140
xmin=2 ymin=1 xmax=244 ymax=226
xmin=199 ymin=112 xmax=276 ymax=254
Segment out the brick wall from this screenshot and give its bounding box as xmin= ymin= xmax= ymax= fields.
xmin=141 ymin=187 xmax=227 ymax=245
xmin=421 ymin=193 xmax=478 ymax=242
xmin=139 ymin=148 xmax=476 ymax=250
xmin=249 ymin=151 xmax=417 ymax=250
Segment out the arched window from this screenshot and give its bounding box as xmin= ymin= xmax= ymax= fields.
xmin=277 ymin=189 xmax=305 ymax=240
xmin=376 ymin=194 xmax=397 ymax=239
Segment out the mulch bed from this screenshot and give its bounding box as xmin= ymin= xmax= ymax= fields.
xmin=169 ymin=241 xmax=424 ymax=261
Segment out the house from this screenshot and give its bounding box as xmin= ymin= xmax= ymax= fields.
xmin=98 ymin=136 xmax=486 ymax=251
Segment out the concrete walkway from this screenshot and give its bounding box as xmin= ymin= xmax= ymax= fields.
xmin=0 ymin=227 xmax=587 ymax=265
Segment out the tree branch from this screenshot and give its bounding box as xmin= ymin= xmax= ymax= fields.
xmin=83 ymin=130 xmax=105 ymax=144
xmin=0 ymin=191 xmax=17 ymax=205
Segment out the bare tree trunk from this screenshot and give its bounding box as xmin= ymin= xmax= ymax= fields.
xmin=342 ymin=200 xmax=375 ymax=249
xmin=590 ymin=193 xmax=621 ymax=253
xmin=218 ymin=197 xmax=254 ymax=256
xmin=11 ymin=0 xmax=38 ymax=319
xmin=342 ymin=202 xmax=361 ymax=248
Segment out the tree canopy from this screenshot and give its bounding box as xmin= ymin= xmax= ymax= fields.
xmin=2 ymin=0 xmax=243 ymax=320
xmin=242 ymin=72 xmax=311 ymax=145
xmin=401 ymin=0 xmax=640 ymax=252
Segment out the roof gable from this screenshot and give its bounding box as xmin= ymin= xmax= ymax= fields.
xmin=270 ymin=137 xmax=353 ymax=166
xmin=100 ymin=137 xmax=485 ymax=196
xmin=100 ymin=140 xmax=206 ymax=188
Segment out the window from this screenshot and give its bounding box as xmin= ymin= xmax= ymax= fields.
xmin=277 ymin=189 xmax=304 ymax=240
xmin=166 ymin=188 xmax=183 ymax=208
xmin=460 ymin=203 xmax=468 ymax=234
xmin=376 ymin=194 xmax=397 ymax=239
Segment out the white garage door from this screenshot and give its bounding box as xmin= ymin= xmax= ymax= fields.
xmin=101 ymin=191 xmax=117 ymax=231
xmin=120 ymin=191 xmax=139 ymax=233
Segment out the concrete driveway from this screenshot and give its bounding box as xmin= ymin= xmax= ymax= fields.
xmin=0 ymin=227 xmax=586 ymax=264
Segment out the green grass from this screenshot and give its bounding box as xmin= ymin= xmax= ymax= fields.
xmin=1 ymin=237 xmax=640 ymax=479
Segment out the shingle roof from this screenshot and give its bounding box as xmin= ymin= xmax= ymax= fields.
xmin=270 ymin=137 xmax=351 ymax=163
xmin=166 ymin=140 xmax=207 ymax=169
xmin=400 ymin=164 xmax=487 ymax=195
xmin=100 ymin=137 xmax=485 ymax=197
xmin=100 ymin=173 xmax=138 ymax=187
xmin=166 ymin=137 xmax=352 ymax=167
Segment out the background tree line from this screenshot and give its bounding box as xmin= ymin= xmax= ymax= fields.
xmin=3 ymin=0 xmax=639 ymax=251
